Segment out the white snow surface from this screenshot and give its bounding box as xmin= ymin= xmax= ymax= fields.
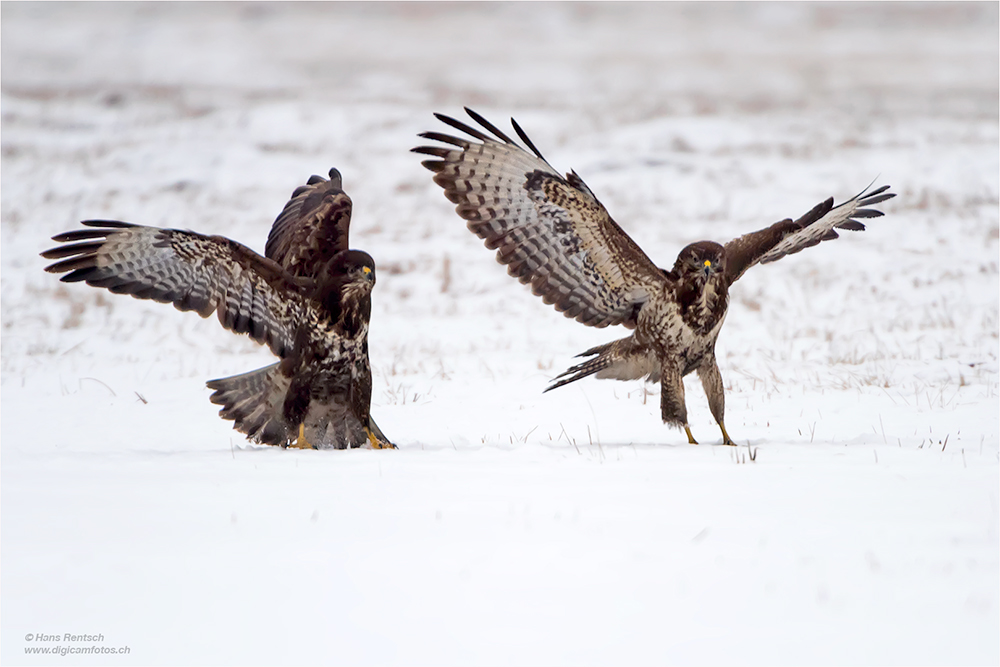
xmin=2 ymin=3 xmax=998 ymax=665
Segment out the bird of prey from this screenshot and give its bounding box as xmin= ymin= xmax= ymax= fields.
xmin=41 ymin=168 xmax=393 ymax=450
xmin=414 ymin=109 xmax=894 ymax=445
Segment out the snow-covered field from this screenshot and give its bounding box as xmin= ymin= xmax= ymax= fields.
xmin=2 ymin=3 xmax=997 ymax=665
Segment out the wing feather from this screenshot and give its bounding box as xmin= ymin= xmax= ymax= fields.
xmin=724 ymin=182 xmax=896 ymax=282
xmin=414 ymin=108 xmax=665 ymax=329
xmin=264 ymin=168 xmax=352 ymax=280
xmin=41 ymin=221 xmax=307 ymax=357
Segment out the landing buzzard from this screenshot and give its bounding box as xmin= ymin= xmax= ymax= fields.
xmin=42 ymin=169 xmax=393 ymax=450
xmin=414 ymin=109 xmax=894 ymax=445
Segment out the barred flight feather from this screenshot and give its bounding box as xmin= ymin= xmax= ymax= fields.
xmin=414 ymin=109 xmax=665 ymax=329
xmin=42 ymin=223 xmax=302 ymax=357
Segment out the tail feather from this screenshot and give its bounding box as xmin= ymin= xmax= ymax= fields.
xmin=545 ymin=337 xmax=657 ymax=392
xmin=207 ymin=363 xmax=292 ymax=446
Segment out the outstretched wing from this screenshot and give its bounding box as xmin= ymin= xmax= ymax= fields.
xmin=724 ymin=183 xmax=895 ymax=283
xmin=413 ymin=108 xmax=665 ymax=329
xmin=41 ymin=221 xmax=309 ymax=357
xmin=264 ymin=168 xmax=352 ymax=280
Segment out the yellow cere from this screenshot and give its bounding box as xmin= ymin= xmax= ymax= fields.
xmin=703 ymin=260 xmax=712 ymax=267
xmin=363 ymin=266 xmax=372 ymax=275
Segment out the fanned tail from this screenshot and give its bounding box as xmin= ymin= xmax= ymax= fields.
xmin=206 ymin=363 xmax=292 ymax=446
xmin=545 ymin=337 xmax=657 ymax=392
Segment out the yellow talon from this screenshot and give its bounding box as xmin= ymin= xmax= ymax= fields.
xmin=719 ymin=422 xmax=735 ymax=446
xmin=287 ymin=423 xmax=316 ymax=449
xmin=366 ymin=427 xmax=395 ymax=450
xmin=684 ymin=425 xmax=699 ymax=445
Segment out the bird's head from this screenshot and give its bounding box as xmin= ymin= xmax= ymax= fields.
xmin=335 ymin=249 xmax=376 ymax=289
xmin=316 ymin=249 xmax=376 ymax=313
xmin=674 ymin=241 xmax=726 ymax=284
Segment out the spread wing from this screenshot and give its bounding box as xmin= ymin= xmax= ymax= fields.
xmin=41 ymin=221 xmax=309 ymax=357
xmin=264 ymin=168 xmax=352 ymax=280
xmin=413 ymin=108 xmax=666 ymax=329
xmin=724 ymin=183 xmax=895 ymax=283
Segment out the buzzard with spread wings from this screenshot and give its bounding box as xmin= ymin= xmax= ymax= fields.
xmin=414 ymin=109 xmax=894 ymax=445
xmin=42 ymin=169 xmax=393 ymax=450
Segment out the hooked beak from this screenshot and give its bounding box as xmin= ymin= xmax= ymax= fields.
xmin=362 ymin=266 xmax=374 ymax=283
xmin=702 ymin=260 xmax=712 ymax=277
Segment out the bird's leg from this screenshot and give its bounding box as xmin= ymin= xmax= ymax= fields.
xmin=697 ymin=355 xmax=736 ymax=446
xmin=281 ymin=371 xmax=314 ymax=449
xmin=661 ymin=366 xmax=695 ymax=444
xmin=287 ymin=423 xmax=316 ymax=450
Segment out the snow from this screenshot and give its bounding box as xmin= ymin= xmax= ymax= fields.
xmin=2 ymin=3 xmax=997 ymax=665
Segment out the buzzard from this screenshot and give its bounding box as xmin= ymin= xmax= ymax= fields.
xmin=414 ymin=109 xmax=894 ymax=445
xmin=41 ymin=169 xmax=393 ymax=450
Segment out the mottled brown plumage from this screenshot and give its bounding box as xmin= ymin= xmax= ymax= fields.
xmin=265 ymin=169 xmax=353 ymax=279
xmin=41 ymin=168 xmax=392 ymax=450
xmin=414 ymin=109 xmax=895 ymax=445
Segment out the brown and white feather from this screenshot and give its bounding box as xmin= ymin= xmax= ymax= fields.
xmin=265 ymin=168 xmax=352 ymax=281
xmin=42 ymin=221 xmax=311 ymax=358
xmin=724 ymin=183 xmax=894 ymax=282
xmin=414 ymin=109 xmax=666 ymax=329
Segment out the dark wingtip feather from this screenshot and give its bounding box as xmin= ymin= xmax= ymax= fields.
xmin=40 ymin=246 xmax=70 ymax=260
xmin=417 ymin=131 xmax=469 ymax=148
xmin=420 ymin=158 xmax=447 ymax=173
xmin=464 ymin=107 xmax=516 ymax=145
xmin=49 ymin=228 xmax=120 ymax=243
xmin=59 ymin=267 xmax=100 ymax=283
xmin=41 ymin=241 xmax=104 ymax=262
xmin=412 ymin=146 xmax=452 ymax=159
xmin=511 ymin=116 xmax=546 ymax=161
xmin=859 ymin=192 xmax=895 ymax=206
xmin=433 ymin=112 xmax=492 ymax=143
xmin=80 ymin=220 xmax=134 ymax=228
